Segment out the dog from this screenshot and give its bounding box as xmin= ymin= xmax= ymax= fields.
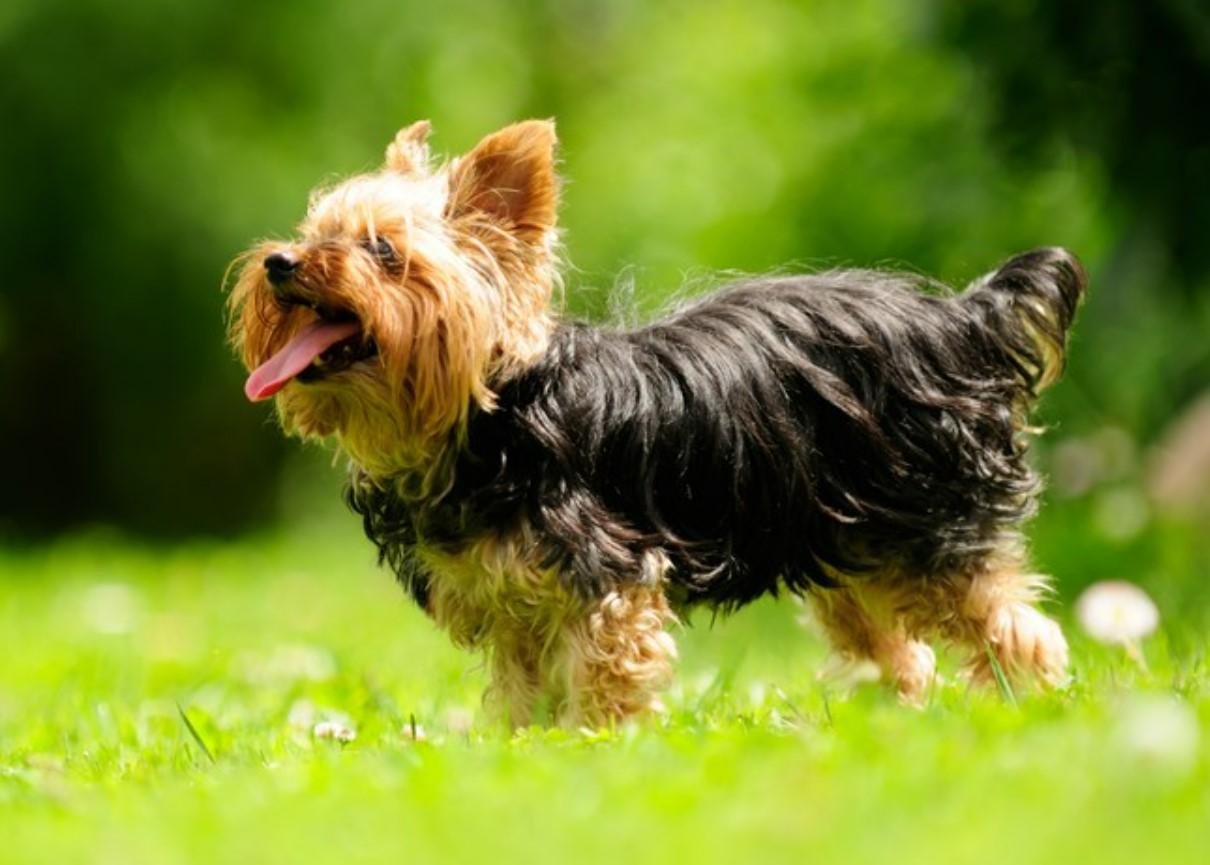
xmin=229 ymin=119 xmax=1085 ymax=726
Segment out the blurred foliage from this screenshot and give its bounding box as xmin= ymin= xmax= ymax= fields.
xmin=941 ymin=0 xmax=1210 ymax=284
xmin=0 ymin=0 xmax=1207 ymax=538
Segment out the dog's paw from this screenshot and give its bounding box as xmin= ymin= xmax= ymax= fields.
xmin=975 ymin=602 xmax=1070 ymax=688
xmin=891 ymin=640 xmax=938 ymax=707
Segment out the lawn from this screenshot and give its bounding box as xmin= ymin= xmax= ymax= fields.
xmin=1 ymin=500 xmax=1207 ymax=865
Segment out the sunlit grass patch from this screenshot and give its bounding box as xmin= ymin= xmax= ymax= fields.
xmin=0 ymin=519 xmax=1207 ymax=865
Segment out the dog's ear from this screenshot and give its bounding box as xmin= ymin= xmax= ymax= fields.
xmin=446 ymin=119 xmax=558 ymax=241
xmin=385 ymin=120 xmax=432 ymax=175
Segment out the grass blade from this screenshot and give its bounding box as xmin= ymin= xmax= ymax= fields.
xmin=177 ymin=702 xmax=216 ymax=763
xmin=984 ymin=643 xmax=1017 ymax=707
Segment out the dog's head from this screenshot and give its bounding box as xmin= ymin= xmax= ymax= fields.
xmin=228 ymin=120 xmax=559 ymax=476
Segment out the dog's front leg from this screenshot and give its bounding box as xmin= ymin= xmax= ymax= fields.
xmin=550 ymin=585 xmax=678 ymax=728
xmin=483 ymin=623 xmax=546 ymax=728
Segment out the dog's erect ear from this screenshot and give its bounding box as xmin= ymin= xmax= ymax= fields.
xmin=385 ymin=120 xmax=433 ymax=175
xmin=446 ymin=119 xmax=558 ymax=241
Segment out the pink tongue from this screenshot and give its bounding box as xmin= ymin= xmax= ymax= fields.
xmin=244 ymin=319 xmax=361 ymax=402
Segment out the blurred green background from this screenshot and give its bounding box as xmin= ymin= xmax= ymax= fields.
xmin=2 ymin=6 xmax=1209 ymax=860
xmin=2 ymin=0 xmax=1208 ymax=549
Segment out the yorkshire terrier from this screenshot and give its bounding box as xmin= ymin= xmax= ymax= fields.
xmin=229 ymin=119 xmax=1086 ymax=726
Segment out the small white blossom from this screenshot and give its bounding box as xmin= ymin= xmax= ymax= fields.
xmin=312 ymin=720 xmax=356 ymax=743
xmin=444 ymin=709 xmax=473 ymax=736
xmin=1075 ymin=580 xmax=1160 ymax=645
xmin=80 ymin=583 xmax=142 ymax=635
xmin=1113 ymin=696 xmax=1200 ymax=777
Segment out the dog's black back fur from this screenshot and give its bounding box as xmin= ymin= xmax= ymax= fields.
xmin=349 ymin=248 xmax=1086 ymax=611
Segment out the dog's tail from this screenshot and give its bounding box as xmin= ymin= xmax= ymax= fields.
xmin=961 ymin=246 xmax=1087 ymax=395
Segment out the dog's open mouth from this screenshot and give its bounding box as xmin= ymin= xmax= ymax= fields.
xmin=244 ymin=308 xmax=378 ymax=402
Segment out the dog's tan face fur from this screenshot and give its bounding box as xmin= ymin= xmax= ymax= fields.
xmin=228 ymin=120 xmax=560 ymax=480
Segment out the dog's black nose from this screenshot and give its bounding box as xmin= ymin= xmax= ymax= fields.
xmin=264 ymin=251 xmax=300 ymax=285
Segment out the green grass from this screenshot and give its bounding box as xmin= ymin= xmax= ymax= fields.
xmin=2 ymin=510 xmax=1208 ymax=865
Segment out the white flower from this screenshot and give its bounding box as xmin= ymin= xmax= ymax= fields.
xmin=1113 ymin=696 xmax=1200 ymax=777
xmin=312 ymin=720 xmax=356 ymax=743
xmin=444 ymin=709 xmax=473 ymax=736
xmin=80 ymin=582 xmax=142 ymax=635
xmin=1075 ymin=580 xmax=1160 ymax=645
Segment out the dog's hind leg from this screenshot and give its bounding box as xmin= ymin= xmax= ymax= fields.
xmin=938 ymin=559 xmax=1069 ymax=689
xmin=810 ymin=584 xmax=937 ymax=706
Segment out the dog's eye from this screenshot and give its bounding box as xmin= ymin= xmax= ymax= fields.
xmin=362 ymin=236 xmax=396 ymax=262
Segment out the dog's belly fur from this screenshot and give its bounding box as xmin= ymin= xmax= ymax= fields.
xmin=349 ymin=250 xmax=1083 ymax=616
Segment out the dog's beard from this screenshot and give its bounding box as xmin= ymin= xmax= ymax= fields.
xmin=228 ymin=119 xmax=563 ymax=480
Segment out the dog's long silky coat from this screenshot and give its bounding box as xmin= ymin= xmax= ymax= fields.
xmin=232 ymin=120 xmax=1085 ymax=725
xmin=350 ymin=251 xmax=1084 ymax=613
